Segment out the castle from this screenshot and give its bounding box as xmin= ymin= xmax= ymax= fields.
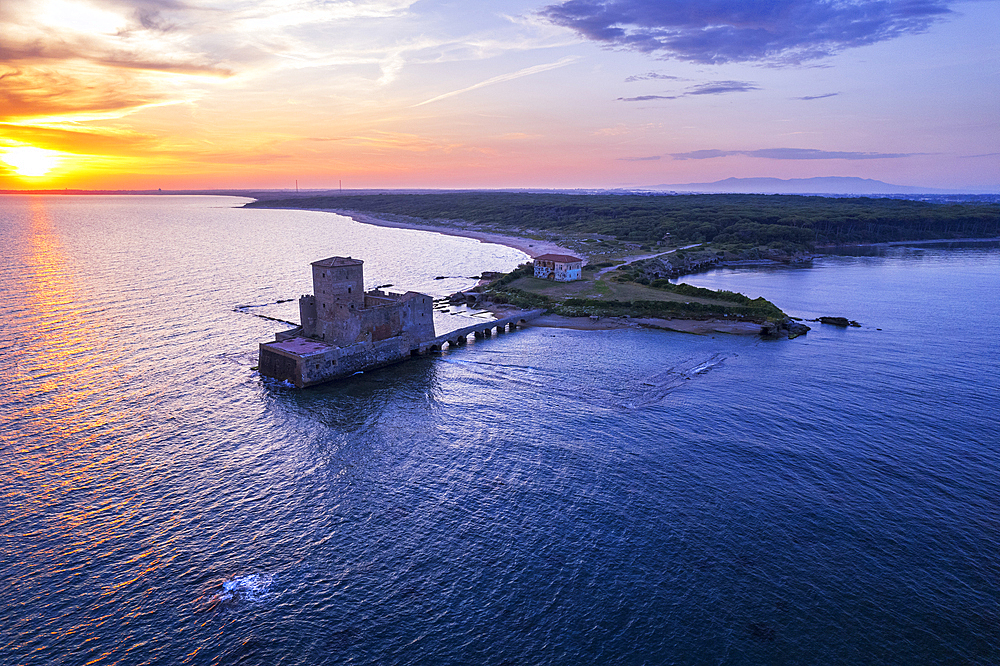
xmin=298 ymin=257 xmax=434 ymax=345
xmin=258 ymin=257 xmax=435 ymax=387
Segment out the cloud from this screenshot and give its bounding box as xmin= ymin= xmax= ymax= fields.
xmin=539 ymin=0 xmax=954 ymax=64
xmin=618 ymin=79 xmax=757 ymax=101
xmin=0 ymin=122 xmax=157 ymax=154
xmin=670 ymin=148 xmax=919 ymax=160
xmin=618 ymin=155 xmax=661 ymax=161
xmin=619 ymin=94 xmax=678 ymax=101
xmin=412 ymin=56 xmax=580 ymax=107
xmin=0 ymin=0 xmax=435 ymax=123
xmin=686 ymin=80 xmax=759 ymax=95
xmin=0 ymin=65 xmax=185 ymax=122
xmin=796 ymin=92 xmax=839 ymax=100
xmin=624 ymin=72 xmax=682 ymax=82
xmin=2 ymin=0 xmax=581 ymax=129
xmin=670 ymin=149 xmax=734 ymax=160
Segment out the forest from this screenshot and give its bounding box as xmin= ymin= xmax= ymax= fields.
xmin=247 ymin=192 xmax=1000 ymax=249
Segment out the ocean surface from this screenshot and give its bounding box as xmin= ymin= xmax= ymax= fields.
xmin=1 ymin=195 xmax=997 ymax=666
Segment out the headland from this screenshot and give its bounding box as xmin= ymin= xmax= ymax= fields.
xmin=244 ymin=202 xmax=803 ymax=337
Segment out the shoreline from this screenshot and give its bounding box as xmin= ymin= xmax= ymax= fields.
xmin=251 ymin=201 xmax=1000 ymax=259
xmin=285 ymin=207 xmax=578 ymax=259
xmin=486 ymin=307 xmax=764 ymax=336
xmin=254 ymin=204 xmax=777 ymax=336
xmin=816 ymin=236 xmax=1000 ymax=249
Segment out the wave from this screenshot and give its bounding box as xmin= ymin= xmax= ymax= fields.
xmin=212 ymin=573 xmax=275 ymax=604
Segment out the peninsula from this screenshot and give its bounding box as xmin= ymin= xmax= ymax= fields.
xmin=245 ymin=191 xmax=999 ymax=337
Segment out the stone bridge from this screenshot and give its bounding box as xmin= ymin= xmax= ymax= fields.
xmin=416 ymin=309 xmax=546 ymax=353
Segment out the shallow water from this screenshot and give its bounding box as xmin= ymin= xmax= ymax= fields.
xmin=1 ymin=195 xmax=997 ymax=665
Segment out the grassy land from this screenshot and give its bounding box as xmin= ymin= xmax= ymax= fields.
xmin=487 ymin=264 xmax=786 ymax=322
xmin=507 ymin=276 xmax=737 ymax=307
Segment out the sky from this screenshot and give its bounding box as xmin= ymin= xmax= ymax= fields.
xmin=1 ymin=0 xmax=998 ymax=191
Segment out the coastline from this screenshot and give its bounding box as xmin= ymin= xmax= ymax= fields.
xmin=298 ymin=208 xmax=578 ymax=259
xmin=817 ymin=236 xmax=1000 ymax=249
xmin=486 ymin=307 xmax=764 ymax=336
xmin=256 ymin=204 xmax=778 ymax=337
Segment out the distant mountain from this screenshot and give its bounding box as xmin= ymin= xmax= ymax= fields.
xmin=646 ymin=176 xmax=964 ymax=195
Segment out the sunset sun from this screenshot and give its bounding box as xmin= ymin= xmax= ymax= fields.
xmin=2 ymin=147 xmax=62 ymax=177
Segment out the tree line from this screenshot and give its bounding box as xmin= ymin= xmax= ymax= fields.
xmin=248 ymin=192 xmax=1000 ymax=248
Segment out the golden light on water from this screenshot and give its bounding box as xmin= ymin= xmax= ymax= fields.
xmin=2 ymin=147 xmax=63 ymax=177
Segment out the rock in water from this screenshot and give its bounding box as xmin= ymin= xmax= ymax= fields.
xmin=760 ymin=322 xmax=780 ymax=337
xmin=784 ymin=320 xmax=811 ymax=339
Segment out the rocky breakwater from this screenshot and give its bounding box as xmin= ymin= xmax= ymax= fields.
xmin=627 ymin=247 xmax=815 ymax=281
xmin=815 ymin=316 xmax=861 ymax=328
xmin=760 ymin=319 xmax=811 ymax=339
xmin=629 ymin=249 xmax=722 ymax=281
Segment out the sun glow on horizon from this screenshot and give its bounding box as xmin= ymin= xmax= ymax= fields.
xmin=2 ymin=147 xmax=63 ymax=177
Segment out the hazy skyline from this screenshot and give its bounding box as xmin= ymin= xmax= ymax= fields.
xmin=1 ymin=0 xmax=997 ymax=191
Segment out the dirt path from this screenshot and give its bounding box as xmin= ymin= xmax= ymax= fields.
xmin=594 ymin=243 xmax=703 ymax=278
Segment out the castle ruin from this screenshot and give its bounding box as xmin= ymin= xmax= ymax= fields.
xmin=258 ymin=257 xmax=435 ymax=387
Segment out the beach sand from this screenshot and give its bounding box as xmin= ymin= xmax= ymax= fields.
xmin=337 ymin=210 xmax=576 ymax=259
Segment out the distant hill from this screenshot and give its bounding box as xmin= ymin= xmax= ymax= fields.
xmin=647 ymin=176 xmax=966 ymax=195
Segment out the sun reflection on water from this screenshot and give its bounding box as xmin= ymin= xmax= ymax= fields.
xmin=1 ymin=197 xmax=172 ymax=660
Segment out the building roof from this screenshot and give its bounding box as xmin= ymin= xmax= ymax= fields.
xmin=263 ymin=336 xmax=331 ymax=356
xmin=534 ymin=253 xmax=583 ymax=263
xmin=312 ymin=256 xmax=363 ymax=267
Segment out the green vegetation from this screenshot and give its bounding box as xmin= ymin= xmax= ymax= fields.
xmin=484 ymin=263 xmax=786 ymax=322
xmin=247 ymin=191 xmax=997 ymax=324
xmin=248 ymin=192 xmax=1000 ymax=249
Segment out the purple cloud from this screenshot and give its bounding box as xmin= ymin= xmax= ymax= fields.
xmin=618 ymin=94 xmax=679 ymax=101
xmin=618 ymin=155 xmax=662 ymax=161
xmin=796 ymin=92 xmax=840 ymax=100
xmin=618 ymin=80 xmax=757 ymax=101
xmin=540 ymin=0 xmax=954 ymax=64
xmin=687 ymin=80 xmax=759 ymax=95
xmin=624 ymin=72 xmax=683 ymax=82
xmin=671 ymin=148 xmax=919 ymax=160
xmin=671 ymin=149 xmax=735 ymax=160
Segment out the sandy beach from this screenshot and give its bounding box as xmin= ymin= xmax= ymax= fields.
xmin=334 ymin=210 xmax=577 ymax=259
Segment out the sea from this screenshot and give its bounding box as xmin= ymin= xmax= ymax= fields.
xmin=1 ymin=195 xmax=997 ymax=666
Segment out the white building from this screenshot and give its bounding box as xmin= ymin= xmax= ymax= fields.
xmin=533 ymin=254 xmax=583 ymax=281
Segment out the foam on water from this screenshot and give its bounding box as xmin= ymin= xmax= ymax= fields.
xmin=213 ymin=573 xmax=275 ymax=604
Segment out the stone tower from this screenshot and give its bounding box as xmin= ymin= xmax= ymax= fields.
xmin=299 ymin=257 xmax=365 ymax=344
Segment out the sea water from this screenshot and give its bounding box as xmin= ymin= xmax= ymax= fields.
xmin=1 ymin=195 xmax=997 ymax=665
